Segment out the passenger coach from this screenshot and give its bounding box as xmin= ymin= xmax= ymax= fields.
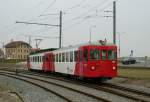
xmin=27 ymin=41 xmax=117 ymax=80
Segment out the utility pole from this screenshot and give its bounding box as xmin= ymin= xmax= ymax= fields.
xmin=113 ymin=1 xmax=116 ymax=45
xmin=104 ymin=1 xmax=116 ymax=45
xmin=59 ymin=11 xmax=62 ymax=48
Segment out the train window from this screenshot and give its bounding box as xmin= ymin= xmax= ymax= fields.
xmin=102 ymin=50 xmax=107 ymax=60
xmin=62 ymin=53 xmax=65 ymax=62
xmin=90 ymin=49 xmax=100 ymax=60
xmin=83 ymin=49 xmax=88 ymax=61
xmin=56 ymin=54 xmax=58 ymax=62
xmin=42 ymin=56 xmax=45 ymax=62
xmin=34 ymin=57 xmax=36 ymax=62
xmin=66 ymin=52 xmax=69 ymax=62
xmin=59 ymin=53 xmax=61 ymax=62
xmin=74 ymin=51 xmax=78 ymax=61
xmin=41 ymin=56 xmax=42 ymax=62
xmin=46 ymin=56 xmax=49 ymax=62
xmin=38 ymin=56 xmax=40 ymax=62
xmin=39 ymin=56 xmax=40 ymax=62
xmin=70 ymin=51 xmax=73 ymax=62
xmin=79 ymin=50 xmax=83 ymax=61
xmin=108 ymin=50 xmax=117 ymax=60
xmin=33 ymin=57 xmax=35 ymax=62
xmin=35 ymin=57 xmax=37 ymax=62
xmin=40 ymin=56 xmax=42 ymax=62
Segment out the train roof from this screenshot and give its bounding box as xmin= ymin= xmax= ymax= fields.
xmin=29 ymin=41 xmax=116 ymax=55
xmin=30 ymin=48 xmax=57 ymax=55
xmin=53 ymin=41 xmax=116 ymax=52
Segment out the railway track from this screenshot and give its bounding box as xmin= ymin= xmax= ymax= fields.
xmin=0 ymin=70 xmax=111 ymax=102
xmin=23 ymin=70 xmax=150 ymax=102
xmin=0 ymin=68 xmax=150 ymax=102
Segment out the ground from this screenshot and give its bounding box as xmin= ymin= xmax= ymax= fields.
xmin=0 ymin=86 xmax=22 ymax=102
xmin=0 ymin=63 xmax=150 ymax=101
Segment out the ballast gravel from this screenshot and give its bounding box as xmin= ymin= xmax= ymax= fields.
xmin=0 ymin=75 xmax=67 ymax=102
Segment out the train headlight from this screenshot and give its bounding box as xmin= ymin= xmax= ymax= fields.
xmin=112 ymin=67 xmax=116 ymax=70
xmin=91 ymin=66 xmax=95 ymax=70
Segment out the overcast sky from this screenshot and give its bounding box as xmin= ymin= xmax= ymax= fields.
xmin=0 ymin=0 xmax=150 ymax=57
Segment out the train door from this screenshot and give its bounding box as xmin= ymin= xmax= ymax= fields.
xmin=49 ymin=53 xmax=55 ymax=72
xmin=79 ymin=50 xmax=83 ymax=78
xmin=43 ymin=53 xmax=51 ymax=71
xmin=79 ymin=48 xmax=88 ymax=78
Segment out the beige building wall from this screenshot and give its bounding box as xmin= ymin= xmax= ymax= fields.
xmin=5 ymin=41 xmax=31 ymax=60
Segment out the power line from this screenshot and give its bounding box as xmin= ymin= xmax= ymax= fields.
xmin=62 ymin=1 xmax=112 ymax=32
xmin=40 ymin=0 xmax=57 ymax=14
xmin=64 ymin=0 xmax=88 ymax=12
xmin=64 ymin=0 xmax=110 ymax=24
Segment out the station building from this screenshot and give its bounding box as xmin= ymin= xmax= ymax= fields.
xmin=5 ymin=41 xmax=31 ymax=60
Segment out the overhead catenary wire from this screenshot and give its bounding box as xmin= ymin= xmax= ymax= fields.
xmin=62 ymin=1 xmax=113 ymax=32
xmin=40 ymin=0 xmax=57 ymax=15
xmin=64 ymin=0 xmax=88 ymax=12
xmin=63 ymin=0 xmax=110 ymax=24
xmin=48 ymin=0 xmax=112 ymax=36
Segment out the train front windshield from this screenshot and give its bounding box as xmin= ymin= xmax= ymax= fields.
xmin=89 ymin=48 xmax=117 ymax=60
xmin=90 ymin=49 xmax=100 ymax=60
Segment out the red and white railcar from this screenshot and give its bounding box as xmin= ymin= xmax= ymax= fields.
xmin=27 ymin=41 xmax=117 ymax=80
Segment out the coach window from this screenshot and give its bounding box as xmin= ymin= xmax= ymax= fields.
xmin=66 ymin=52 xmax=69 ymax=62
xmin=102 ymin=50 xmax=107 ymax=60
xmin=90 ymin=49 xmax=100 ymax=60
xmin=40 ymin=56 xmax=42 ymax=62
xmin=33 ymin=57 xmax=35 ymax=62
xmin=62 ymin=53 xmax=65 ymax=62
xmin=83 ymin=49 xmax=88 ymax=61
xmin=79 ymin=50 xmax=83 ymax=61
xmin=70 ymin=51 xmax=73 ymax=62
xmin=39 ymin=56 xmax=40 ymax=62
xmin=42 ymin=56 xmax=44 ymax=62
xmin=32 ymin=57 xmax=34 ymax=62
xmin=74 ymin=51 xmax=78 ymax=61
xmin=56 ymin=54 xmax=58 ymax=62
xmin=53 ymin=55 xmax=55 ymax=62
xmin=36 ymin=56 xmax=38 ymax=62
xmin=36 ymin=56 xmax=37 ymax=62
xmin=59 ymin=53 xmax=61 ymax=62
xmin=41 ymin=56 xmax=42 ymax=62
xmin=38 ymin=56 xmax=39 ymax=62
xmin=108 ymin=50 xmax=116 ymax=60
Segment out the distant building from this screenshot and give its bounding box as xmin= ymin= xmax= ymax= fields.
xmin=5 ymin=41 xmax=31 ymax=60
xmin=0 ymin=49 xmax=4 ymax=59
